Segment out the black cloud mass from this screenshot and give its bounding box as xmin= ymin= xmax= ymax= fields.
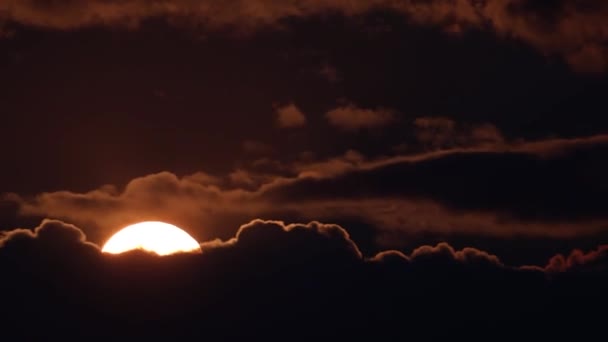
xmin=267 ymin=135 xmax=608 ymax=221
xmin=1 ymin=220 xmax=607 ymax=340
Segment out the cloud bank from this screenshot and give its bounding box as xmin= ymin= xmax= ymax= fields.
xmin=1 ymin=218 xmax=607 ymax=339
xmin=4 ymin=134 xmax=608 ymax=252
xmin=1 ymin=0 xmax=607 ymax=71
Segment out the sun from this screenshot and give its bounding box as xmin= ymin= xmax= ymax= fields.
xmin=102 ymin=221 xmax=201 ymax=256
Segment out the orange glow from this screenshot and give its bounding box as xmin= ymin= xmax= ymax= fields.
xmin=101 ymin=221 xmax=201 ymax=256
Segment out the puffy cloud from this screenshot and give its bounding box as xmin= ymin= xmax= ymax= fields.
xmin=202 ymin=219 xmax=363 ymax=266
xmin=410 ymin=242 xmax=503 ymax=268
xmin=7 ymin=171 xmax=263 ymax=243
xmin=275 ymin=103 xmax=307 ymax=128
xmin=1 ymin=217 xmax=608 ymax=339
xmin=326 ymin=103 xmax=396 ymax=131
xmin=0 ymin=218 xmax=98 ymax=253
xmin=545 ymin=244 xmax=608 ymax=273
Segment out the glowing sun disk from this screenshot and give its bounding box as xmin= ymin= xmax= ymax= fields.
xmin=102 ymin=221 xmax=201 ymax=256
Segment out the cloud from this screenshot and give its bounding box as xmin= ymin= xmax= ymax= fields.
xmin=6 ymin=171 xmax=262 ymax=243
xmin=410 ymin=242 xmax=503 ymax=268
xmin=399 ymin=0 xmax=608 ymax=72
xmin=2 ymin=217 xmax=608 ymax=339
xmin=263 ymin=134 xmax=608 ymax=222
xmin=0 ymin=218 xmax=98 ymax=251
xmin=5 ymin=134 xmax=608 ymax=251
xmin=413 ymin=116 xmax=457 ymax=148
xmin=1 ymin=1 xmax=607 ymax=72
xmin=414 ymin=116 xmax=505 ymax=150
xmin=242 ymin=140 xmax=274 ymax=155
xmin=545 ymin=244 xmax=608 ymax=273
xmin=0 ymin=219 xmax=100 ymax=285
xmin=292 ymin=149 xmax=365 ymax=177
xmin=255 ymin=134 xmax=608 ymax=244
xmin=565 ymin=44 xmax=608 ymax=73
xmin=202 ymin=219 xmax=363 ymax=262
xmin=275 ymin=103 xmax=307 ymax=128
xmin=326 ymin=103 xmax=396 ymax=131
xmin=318 ymin=62 xmax=340 ymax=83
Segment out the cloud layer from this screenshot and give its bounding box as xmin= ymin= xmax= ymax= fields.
xmin=5 ymin=134 xmax=608 ymax=254
xmin=2 ymin=0 xmax=607 ymax=71
xmin=1 ymin=218 xmax=607 ymax=339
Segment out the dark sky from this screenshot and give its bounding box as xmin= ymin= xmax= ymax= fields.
xmin=1 ymin=1 xmax=608 ymax=338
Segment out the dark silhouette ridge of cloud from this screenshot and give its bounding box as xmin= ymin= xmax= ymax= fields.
xmin=0 ymin=218 xmax=99 ymax=255
xmin=546 ymin=244 xmax=608 ymax=273
xmin=1 ymin=1 xmax=607 ymax=72
xmin=1 ymin=218 xmax=608 ymax=339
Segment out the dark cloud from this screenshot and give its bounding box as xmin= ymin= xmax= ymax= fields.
xmin=414 ymin=116 xmax=505 ymax=150
xmin=410 ymin=242 xmax=503 ymax=267
xmin=1 ymin=218 xmax=608 ymax=339
xmin=0 ymin=218 xmax=99 ymax=254
xmin=1 ymin=1 xmax=607 ymax=71
xmin=265 ymin=134 xmax=608 ymax=222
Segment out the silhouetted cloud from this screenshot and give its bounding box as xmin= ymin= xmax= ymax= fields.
xmin=0 ymin=218 xmax=98 ymax=253
xmin=1 ymin=218 xmax=608 ymax=339
xmin=545 ymin=244 xmax=608 ymax=273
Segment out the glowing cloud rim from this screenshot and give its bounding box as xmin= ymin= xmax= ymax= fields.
xmin=102 ymin=221 xmax=201 ymax=256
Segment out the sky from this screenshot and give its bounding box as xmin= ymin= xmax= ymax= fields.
xmin=1 ymin=0 xmax=608 ymax=339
